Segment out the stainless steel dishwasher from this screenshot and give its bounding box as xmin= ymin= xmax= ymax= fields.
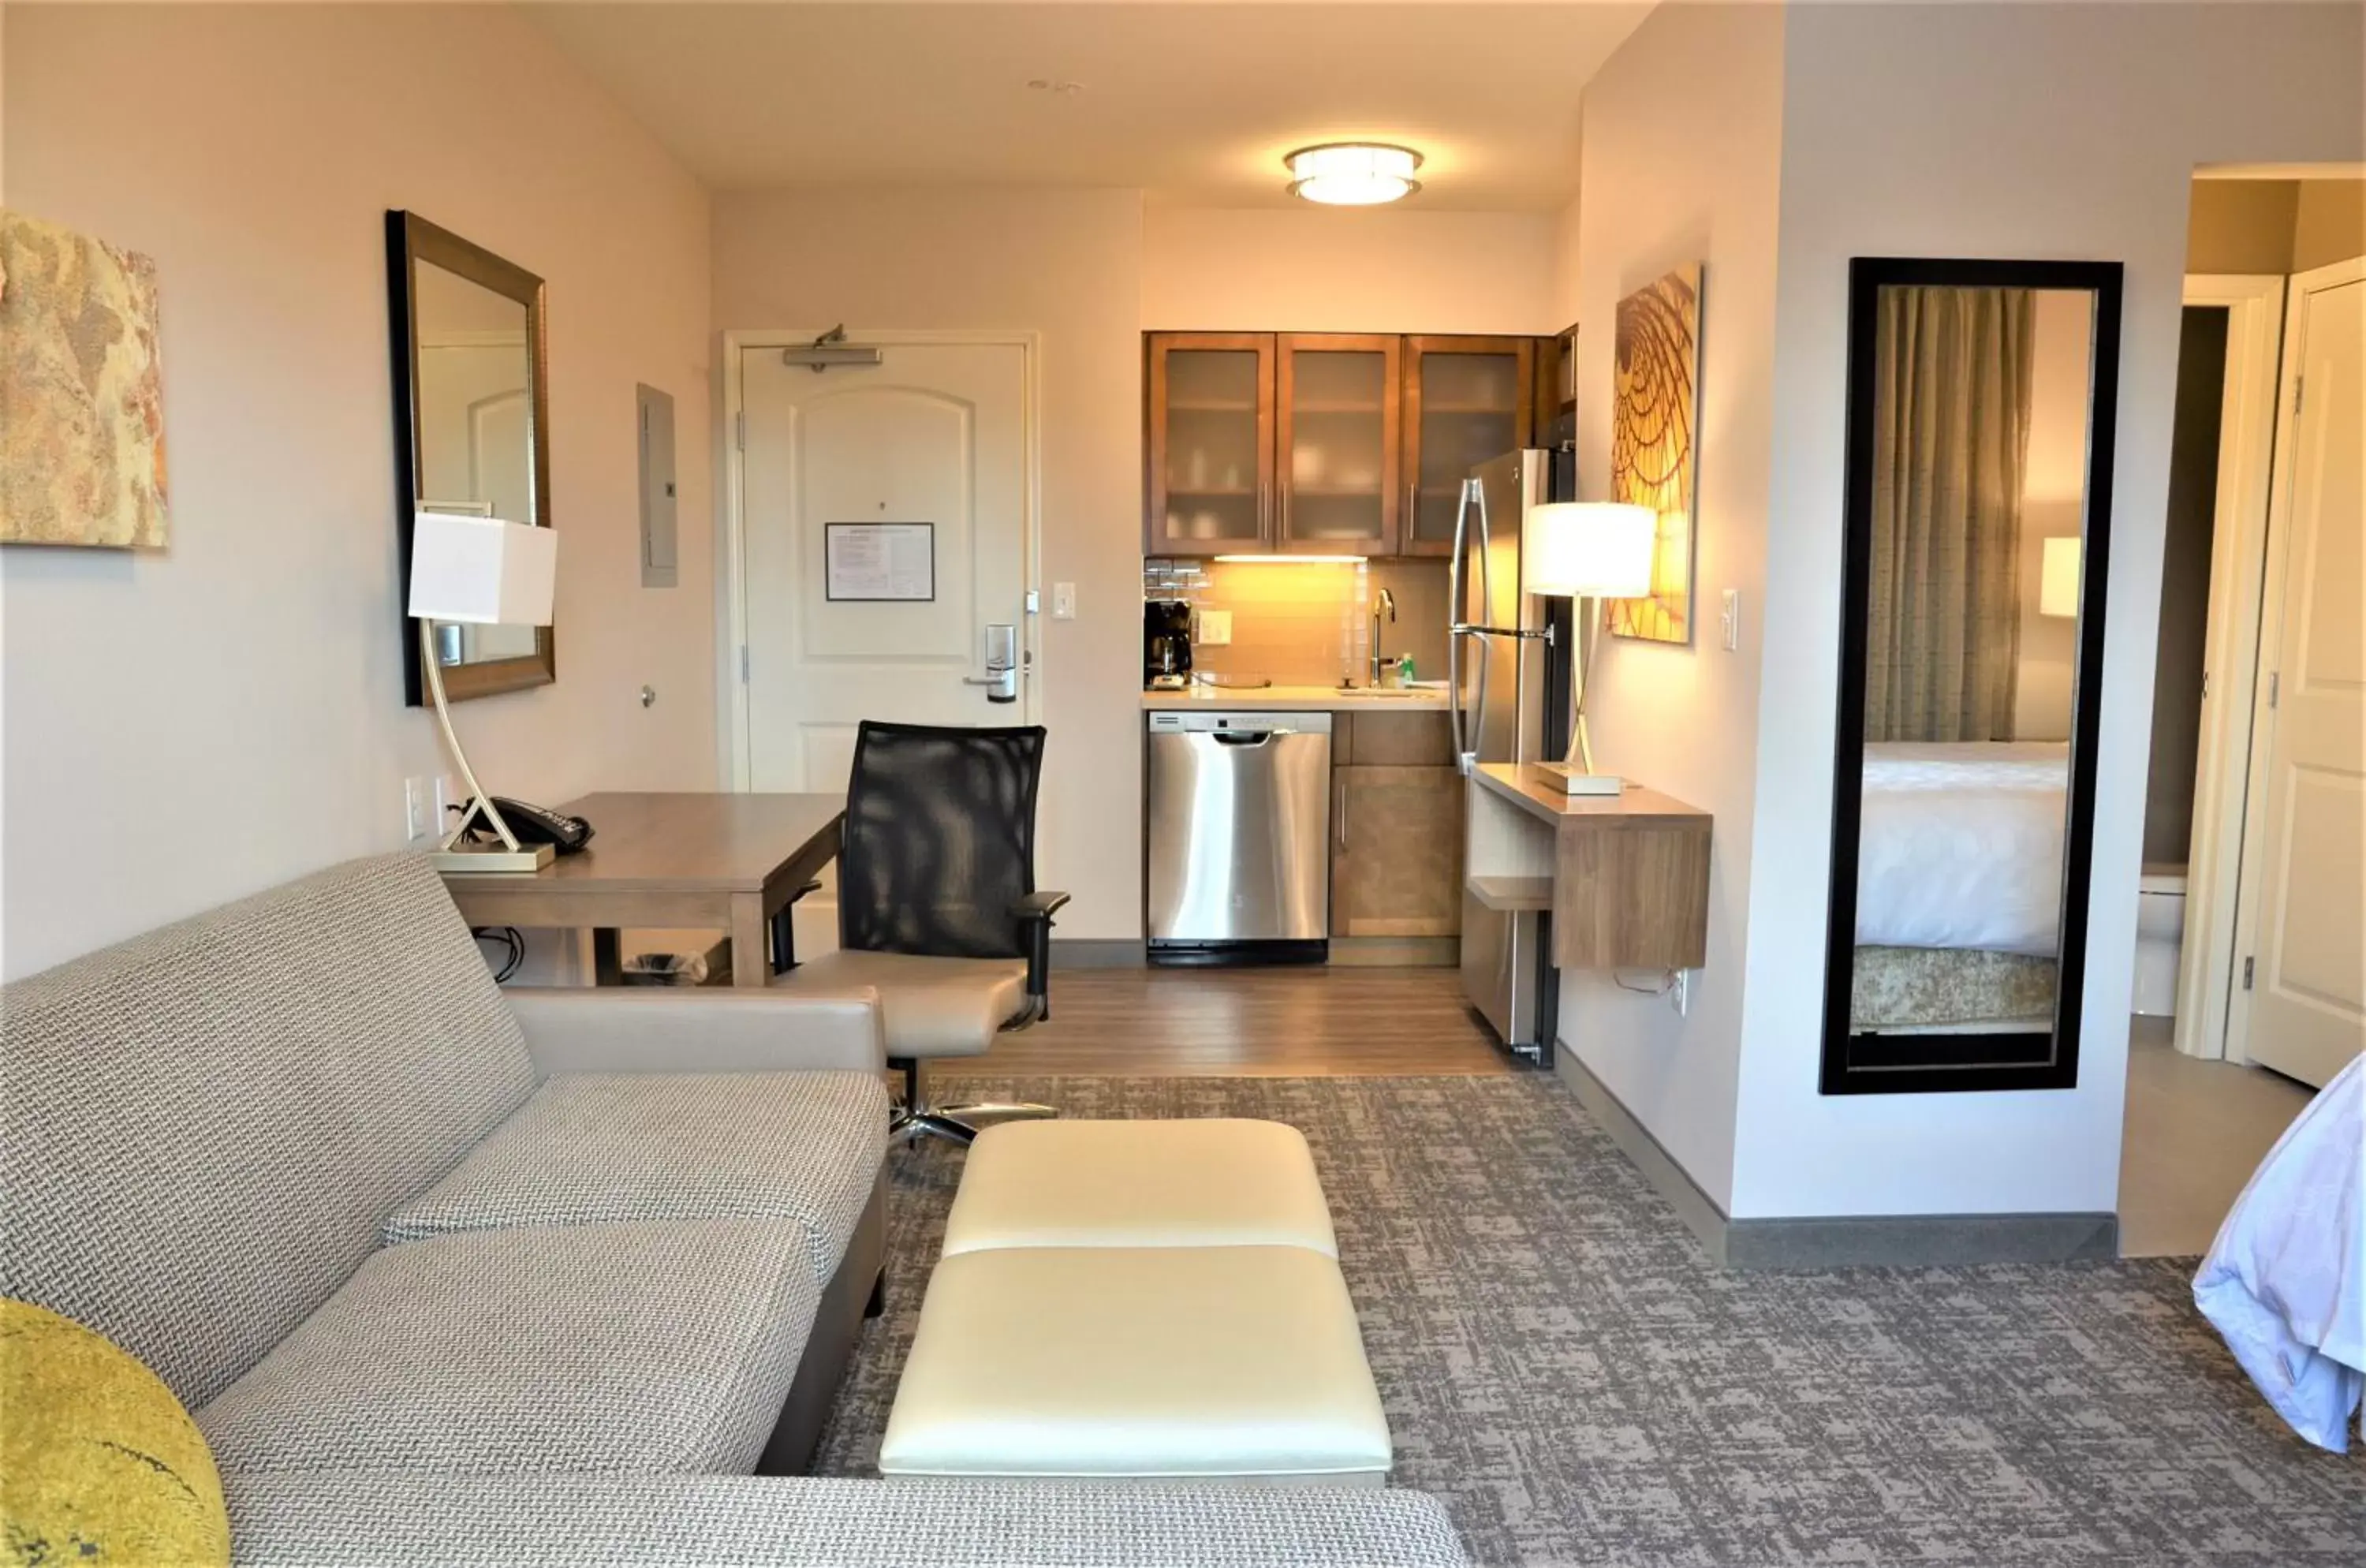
xmin=1144 ymin=711 xmax=1332 ymax=965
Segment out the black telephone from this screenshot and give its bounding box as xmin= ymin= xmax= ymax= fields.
xmin=452 ymin=797 xmax=594 ymax=854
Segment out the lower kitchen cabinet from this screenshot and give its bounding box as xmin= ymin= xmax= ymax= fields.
xmin=1331 ymin=764 xmax=1464 ymax=938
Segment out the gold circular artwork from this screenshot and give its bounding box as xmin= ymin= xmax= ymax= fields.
xmin=1609 ymin=266 xmax=1701 ymax=644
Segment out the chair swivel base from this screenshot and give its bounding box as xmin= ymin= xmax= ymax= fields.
xmin=892 ymin=1099 xmax=1058 ymax=1147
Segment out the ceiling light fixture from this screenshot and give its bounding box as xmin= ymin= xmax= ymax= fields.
xmin=1285 ymin=143 xmax=1423 ymax=206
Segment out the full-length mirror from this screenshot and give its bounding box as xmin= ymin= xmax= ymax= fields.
xmin=1823 ymin=258 xmax=2122 ymax=1093
xmin=389 ymin=211 xmax=554 ymax=704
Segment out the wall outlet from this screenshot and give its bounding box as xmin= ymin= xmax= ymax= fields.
xmin=404 ymin=777 xmax=435 ymax=842
xmin=1196 ymin=608 xmax=1233 ymax=647
xmin=1719 ymin=590 xmax=1741 ymax=652
xmin=1670 ymin=969 xmax=1692 ymax=1017
xmin=1051 ymin=581 xmax=1077 ymax=620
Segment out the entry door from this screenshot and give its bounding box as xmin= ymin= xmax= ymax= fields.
xmin=2239 ymin=260 xmax=2364 ymax=1087
xmin=740 ymin=338 xmax=1030 ymax=793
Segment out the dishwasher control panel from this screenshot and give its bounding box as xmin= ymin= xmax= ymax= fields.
xmin=1146 ymin=711 xmax=1334 ymax=735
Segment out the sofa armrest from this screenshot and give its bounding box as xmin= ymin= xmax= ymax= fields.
xmin=226 ymin=1473 xmax=1471 ymax=1567
xmin=504 ymin=987 xmax=886 ymax=1076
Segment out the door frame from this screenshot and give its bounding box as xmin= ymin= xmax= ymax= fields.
xmin=718 ymin=328 xmax=1044 ymax=791
xmin=2224 ymin=257 xmax=2365 ymax=1066
xmin=2174 ymin=274 xmax=2287 ymax=1060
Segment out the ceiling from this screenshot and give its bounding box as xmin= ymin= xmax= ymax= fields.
xmin=527 ymin=3 xmax=1652 ymax=208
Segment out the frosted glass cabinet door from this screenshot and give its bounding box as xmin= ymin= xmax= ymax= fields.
xmin=1146 ymin=332 xmax=1274 ymax=558
xmin=1402 ymin=337 xmax=1536 ymax=558
xmin=1276 ymin=334 xmax=1401 ymax=556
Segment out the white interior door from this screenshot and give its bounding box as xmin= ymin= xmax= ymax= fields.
xmin=2236 ymin=259 xmax=2364 ymax=1088
xmin=737 ymin=338 xmax=1032 ymax=794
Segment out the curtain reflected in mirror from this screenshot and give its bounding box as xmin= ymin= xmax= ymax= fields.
xmin=1826 ymin=259 xmax=2122 ymax=1094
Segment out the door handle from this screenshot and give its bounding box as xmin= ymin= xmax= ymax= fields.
xmin=970 ymin=622 xmax=1018 ymax=704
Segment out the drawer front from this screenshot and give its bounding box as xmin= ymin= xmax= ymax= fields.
xmin=1336 ymin=711 xmax=1453 ymax=767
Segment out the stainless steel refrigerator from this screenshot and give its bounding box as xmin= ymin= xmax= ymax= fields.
xmin=1452 ymin=449 xmax=1567 ymax=1059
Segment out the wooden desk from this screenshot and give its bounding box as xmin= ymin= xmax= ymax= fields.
xmin=438 ymin=792 xmax=845 ymax=987
xmin=1465 ymin=764 xmax=1712 ymax=971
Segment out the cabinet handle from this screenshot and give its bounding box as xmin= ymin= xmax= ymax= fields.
xmin=1407 ymin=482 xmax=1417 ymax=541
xmin=1337 ymin=783 xmax=1350 ymax=853
xmin=1259 ymin=480 xmax=1270 ymax=540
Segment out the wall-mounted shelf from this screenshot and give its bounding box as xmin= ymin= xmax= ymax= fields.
xmin=1466 ymin=875 xmax=1554 ymax=913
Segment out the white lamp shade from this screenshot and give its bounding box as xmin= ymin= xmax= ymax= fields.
xmin=1523 ymin=502 xmax=1657 ymax=599
xmin=2039 ymin=536 xmax=2083 ymax=618
xmin=408 ymin=512 xmax=557 ymax=625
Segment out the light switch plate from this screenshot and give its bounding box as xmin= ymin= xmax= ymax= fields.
xmin=404 ymin=777 xmax=434 ymax=842
xmin=1719 ymin=589 xmax=1741 ymax=651
xmin=1051 ymin=581 xmax=1077 ymax=620
xmin=1196 ymin=608 xmax=1233 ymax=646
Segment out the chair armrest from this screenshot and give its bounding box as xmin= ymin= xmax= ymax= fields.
xmin=504 ymin=987 xmax=886 ymax=1077
xmin=226 ymin=1473 xmax=1472 ymax=1567
xmin=1009 ymin=890 xmax=1070 ymax=1011
xmin=1012 ymin=890 xmax=1073 ymax=920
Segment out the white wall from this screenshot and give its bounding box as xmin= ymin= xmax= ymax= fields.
xmin=1554 ymin=2 xmax=1789 ymax=1212
xmin=711 ymin=188 xmax=1146 ymax=939
xmin=2011 ymin=289 xmax=2096 ymax=744
xmin=1 ymin=4 xmax=715 ymax=979
xmin=1142 ymin=207 xmax=1555 ymax=334
xmin=1733 ymin=1 xmax=2365 ymax=1219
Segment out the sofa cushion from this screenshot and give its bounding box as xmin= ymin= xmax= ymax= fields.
xmin=382 ymin=1071 xmax=887 ymax=1278
xmin=196 ymin=1219 xmax=817 ymax=1476
xmin=0 ymin=853 xmax=536 ymax=1407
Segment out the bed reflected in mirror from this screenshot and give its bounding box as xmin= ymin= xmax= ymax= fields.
xmin=1823 ymin=258 xmax=2123 ymax=1093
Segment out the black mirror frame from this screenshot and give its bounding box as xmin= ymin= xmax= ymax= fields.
xmin=1820 ymin=256 xmax=2125 ymax=1096
xmin=387 ymin=209 xmax=555 ymax=707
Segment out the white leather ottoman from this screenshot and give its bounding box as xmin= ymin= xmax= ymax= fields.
xmin=940 ymin=1118 xmax=1338 ymax=1257
xmin=879 ymin=1245 xmax=1391 ymax=1485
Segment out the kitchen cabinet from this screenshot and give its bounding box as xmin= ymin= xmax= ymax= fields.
xmin=1330 ymin=710 xmax=1461 ymax=939
xmin=1399 ymin=336 xmax=1536 ymax=558
xmin=1277 ymin=334 xmax=1401 ymax=555
xmin=1145 ymin=332 xmax=1274 ymax=557
xmin=1144 ymin=330 xmax=1533 ymax=559
xmin=1332 ymin=765 xmax=1464 ymax=938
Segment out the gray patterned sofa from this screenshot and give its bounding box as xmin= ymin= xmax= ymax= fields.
xmin=2 ymin=853 xmax=1467 ymax=1566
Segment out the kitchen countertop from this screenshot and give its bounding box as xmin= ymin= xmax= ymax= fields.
xmin=1141 ymin=684 xmax=1450 ymax=711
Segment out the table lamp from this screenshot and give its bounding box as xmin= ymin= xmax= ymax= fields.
xmin=1522 ymin=501 xmax=1657 ymax=795
xmin=408 ymin=511 xmax=558 ymax=872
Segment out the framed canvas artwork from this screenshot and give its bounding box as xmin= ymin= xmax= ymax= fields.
xmin=0 ymin=210 xmax=170 ymax=548
xmin=1608 ymin=263 xmax=1700 ymax=644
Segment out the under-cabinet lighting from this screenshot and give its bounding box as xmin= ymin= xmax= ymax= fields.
xmin=1211 ymin=554 xmax=1368 ymax=564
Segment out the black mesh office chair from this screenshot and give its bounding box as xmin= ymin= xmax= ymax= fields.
xmin=773 ymin=721 xmax=1069 ymax=1145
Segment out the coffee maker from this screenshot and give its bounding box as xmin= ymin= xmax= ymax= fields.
xmin=1143 ymin=599 xmax=1193 ymax=689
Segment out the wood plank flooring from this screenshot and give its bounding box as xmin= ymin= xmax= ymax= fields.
xmin=950 ymin=965 xmax=1519 ymax=1077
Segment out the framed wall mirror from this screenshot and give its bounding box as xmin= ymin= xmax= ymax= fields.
xmin=1823 ymin=257 xmax=2123 ymax=1094
xmin=387 ymin=210 xmax=554 ymax=704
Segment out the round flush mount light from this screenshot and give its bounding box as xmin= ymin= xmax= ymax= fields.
xmin=1285 ymin=143 xmax=1424 ymax=205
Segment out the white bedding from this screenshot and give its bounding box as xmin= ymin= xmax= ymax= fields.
xmin=1855 ymin=741 xmax=2068 ymax=956
xmin=2194 ymin=1052 xmax=2364 ymax=1452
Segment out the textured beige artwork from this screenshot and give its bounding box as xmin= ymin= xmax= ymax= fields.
xmin=0 ymin=210 xmax=170 ymax=548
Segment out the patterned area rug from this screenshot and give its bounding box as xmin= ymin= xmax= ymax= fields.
xmin=812 ymin=1074 xmax=2364 ymax=1566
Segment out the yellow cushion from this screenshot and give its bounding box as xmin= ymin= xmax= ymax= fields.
xmin=1 ymin=1299 xmax=230 ymax=1566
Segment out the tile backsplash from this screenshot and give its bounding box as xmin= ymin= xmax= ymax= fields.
xmin=1143 ymin=557 xmax=1452 ymax=688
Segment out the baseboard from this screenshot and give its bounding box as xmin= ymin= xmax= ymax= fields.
xmin=1554 ymin=1049 xmax=2121 ymax=1269
xmin=1327 ymin=936 xmax=1458 ymax=968
xmin=1554 ymin=1047 xmax=1733 ymax=1260
xmin=1049 ymin=939 xmax=1146 ymax=969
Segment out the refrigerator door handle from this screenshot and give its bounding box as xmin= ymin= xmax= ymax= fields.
xmin=1446 ymin=479 xmax=1478 ymax=771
